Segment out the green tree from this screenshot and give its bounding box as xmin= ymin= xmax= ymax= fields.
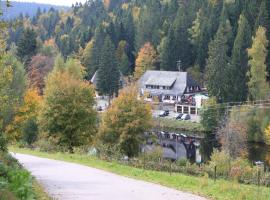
xmin=98 ymin=86 xmax=152 ymax=157
xmin=173 ymin=2 xmax=193 ymax=70
xmin=255 ymin=0 xmax=270 ymax=75
xmin=135 ymin=0 xmax=161 ymax=50
xmin=200 ymin=98 xmax=220 ymax=135
xmin=83 ymin=26 xmax=106 ymax=79
xmin=228 ymin=14 xmax=251 ymax=102
xmin=39 ymin=57 xmax=97 ymax=152
xmin=205 ymin=20 xmax=232 ymax=102
xmin=247 ymin=26 xmax=269 ymax=101
xmin=17 ymin=28 xmax=37 ymax=66
xmin=97 ymin=36 xmax=120 ymax=98
xmin=0 ymin=53 xmax=26 ymax=151
xmin=159 ymin=26 xmax=177 ymax=71
xmin=116 ymin=40 xmax=131 ymax=75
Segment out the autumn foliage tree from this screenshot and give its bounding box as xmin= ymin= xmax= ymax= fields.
xmin=6 ymin=88 xmax=42 ymax=144
xmin=134 ymin=42 xmax=157 ymax=80
xmin=28 ymin=54 xmax=54 ymax=95
xmin=247 ymin=26 xmax=269 ymax=101
xmin=98 ymin=85 xmax=152 ymax=157
xmin=39 ymin=57 xmax=97 ymax=152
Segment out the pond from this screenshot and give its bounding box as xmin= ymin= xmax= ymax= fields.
xmin=248 ymin=142 xmax=270 ymax=167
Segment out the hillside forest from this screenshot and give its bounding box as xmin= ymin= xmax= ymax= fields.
xmin=1 ymin=0 xmax=270 ymax=159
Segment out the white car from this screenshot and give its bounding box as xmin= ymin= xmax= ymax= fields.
xmin=181 ymin=114 xmax=191 ymax=120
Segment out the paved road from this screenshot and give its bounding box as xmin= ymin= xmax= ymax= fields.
xmin=13 ymin=153 xmax=206 ymax=200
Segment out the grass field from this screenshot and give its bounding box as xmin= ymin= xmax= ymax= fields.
xmin=153 ymin=118 xmax=204 ymax=134
xmin=10 ymin=146 xmax=270 ymax=200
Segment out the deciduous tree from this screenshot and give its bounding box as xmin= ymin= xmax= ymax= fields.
xmin=98 ymin=85 xmax=152 ymax=157
xmin=247 ymin=27 xmax=269 ymax=101
xmin=134 ymin=42 xmax=157 ymax=80
xmin=39 ymin=58 xmax=97 ymax=152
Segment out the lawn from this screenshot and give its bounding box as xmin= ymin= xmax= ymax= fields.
xmin=10 ymin=146 xmax=270 ymax=200
xmin=153 ymin=118 xmax=204 ymax=134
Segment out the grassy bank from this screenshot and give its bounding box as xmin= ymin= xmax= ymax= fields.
xmin=153 ymin=118 xmax=204 ymax=134
xmin=10 ymin=146 xmax=270 ymax=200
xmin=32 ymin=179 xmax=51 ymax=200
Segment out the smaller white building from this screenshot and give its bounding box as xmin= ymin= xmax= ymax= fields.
xmin=175 ymin=94 xmax=209 ymax=115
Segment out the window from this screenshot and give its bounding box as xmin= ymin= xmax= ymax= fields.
xmin=172 ymin=96 xmax=176 ymax=100
xmin=183 ymin=106 xmax=189 ymax=114
xmin=164 ymin=95 xmax=170 ymax=100
xmin=177 ymin=106 xmax=183 ymax=113
xmin=190 ymin=107 xmax=196 ymax=115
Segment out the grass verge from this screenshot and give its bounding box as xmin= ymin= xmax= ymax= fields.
xmin=32 ymin=179 xmax=51 ymax=200
xmin=10 ymin=146 xmax=270 ymax=200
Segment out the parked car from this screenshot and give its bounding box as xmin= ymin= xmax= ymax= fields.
xmin=97 ymin=106 xmax=103 ymax=112
xmin=159 ymin=110 xmax=170 ymax=117
xmin=176 ymin=113 xmax=183 ymax=120
xmin=181 ymin=114 xmax=191 ymax=120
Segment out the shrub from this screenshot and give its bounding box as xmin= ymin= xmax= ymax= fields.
xmin=8 ymin=169 xmax=34 ymax=200
xmin=208 ymin=149 xmax=231 ymax=178
xmin=22 ymin=119 xmax=38 ymax=146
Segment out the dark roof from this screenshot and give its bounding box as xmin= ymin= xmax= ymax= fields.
xmin=138 ymin=70 xmax=199 ymax=96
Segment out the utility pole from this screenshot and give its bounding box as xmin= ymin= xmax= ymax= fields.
xmin=177 ymin=60 xmax=182 ymax=72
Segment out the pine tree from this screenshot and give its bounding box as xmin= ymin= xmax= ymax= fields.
xmin=17 ymin=28 xmax=37 ymax=67
xmin=228 ymin=14 xmax=252 ymax=101
xmin=135 ymin=0 xmax=161 ymax=50
xmin=205 ymin=20 xmax=232 ymax=102
xmin=173 ymin=2 xmax=193 ymax=70
xmin=247 ymin=26 xmax=269 ymax=101
xmin=97 ymin=36 xmax=120 ymax=98
xmin=160 ymin=26 xmax=177 ymax=71
xmin=83 ymin=26 xmax=106 ymax=79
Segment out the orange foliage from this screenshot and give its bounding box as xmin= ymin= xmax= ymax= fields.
xmin=134 ymin=42 xmax=157 ymax=80
xmin=6 ymin=88 xmax=42 ymax=141
xmin=28 ymin=54 xmax=54 ymax=95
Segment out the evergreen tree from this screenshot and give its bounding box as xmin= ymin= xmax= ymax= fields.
xmin=247 ymin=27 xmax=269 ymax=101
xmin=173 ymin=2 xmax=193 ymax=70
xmin=205 ymin=20 xmax=232 ymax=102
xmin=116 ymin=40 xmax=130 ymax=75
xmin=83 ymin=26 xmax=106 ymax=79
xmin=135 ymin=0 xmax=161 ymax=50
xmin=159 ymin=26 xmax=177 ymax=71
xmin=228 ymin=14 xmax=251 ymax=102
xmin=97 ymin=36 xmax=120 ymax=98
xmin=17 ymin=28 xmax=37 ymax=66
xmin=255 ymin=0 xmax=270 ymax=75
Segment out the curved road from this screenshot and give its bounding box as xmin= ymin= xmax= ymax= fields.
xmin=13 ymin=153 xmax=206 ymax=200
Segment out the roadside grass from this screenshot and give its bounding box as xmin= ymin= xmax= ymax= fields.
xmin=32 ymin=179 xmax=51 ymax=200
xmin=10 ymin=146 xmax=270 ymax=200
xmin=153 ymin=118 xmax=204 ymax=134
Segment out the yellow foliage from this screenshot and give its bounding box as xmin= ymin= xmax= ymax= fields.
xmin=265 ymin=125 xmax=270 ymax=145
xmin=134 ymin=43 xmax=157 ymax=80
xmin=98 ymin=85 xmax=152 ymax=156
xmin=6 ymin=88 xmax=42 ymax=142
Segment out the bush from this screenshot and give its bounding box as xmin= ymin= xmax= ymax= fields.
xmin=208 ymin=149 xmax=231 ymax=178
xmin=8 ymin=169 xmax=34 ymax=200
xmin=0 ymin=153 xmax=35 ymax=200
xmin=22 ymin=119 xmax=38 ymax=146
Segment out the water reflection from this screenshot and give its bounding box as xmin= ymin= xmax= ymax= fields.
xmin=248 ymin=142 xmax=270 ymax=166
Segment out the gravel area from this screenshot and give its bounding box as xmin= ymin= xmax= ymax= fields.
xmin=13 ymin=153 xmax=206 ymax=200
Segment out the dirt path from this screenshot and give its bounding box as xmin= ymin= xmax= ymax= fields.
xmin=13 ymin=153 xmax=206 ymax=200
